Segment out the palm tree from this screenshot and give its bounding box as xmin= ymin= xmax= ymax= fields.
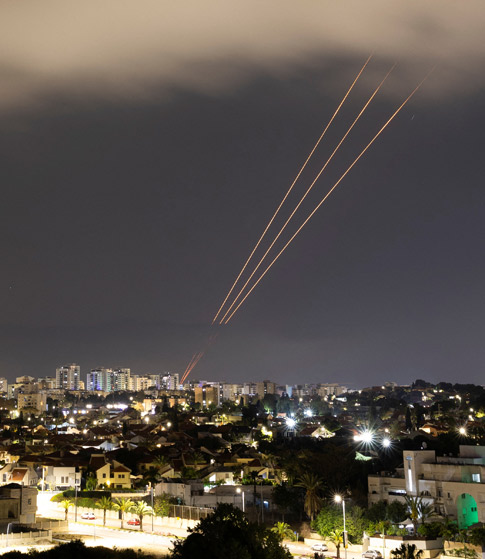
xmin=391 ymin=543 xmax=424 ymax=559
xmin=86 ymin=473 xmax=98 ymax=491
xmin=296 ymin=472 xmax=323 ymax=521
xmin=192 ymin=451 xmax=204 ymax=469
xmin=129 ymin=500 xmax=153 ymax=531
xmin=113 ymin=497 xmax=135 ymax=529
xmin=417 ymin=498 xmax=436 ymax=525
xmin=153 ymin=455 xmax=169 ymax=471
xmin=271 ymin=521 xmax=294 ymax=542
xmin=59 ymin=499 xmax=73 ymax=521
xmin=328 ymin=529 xmax=344 ymax=559
xmin=95 ymin=496 xmax=113 ymax=526
xmin=404 ymin=496 xmax=435 ymax=533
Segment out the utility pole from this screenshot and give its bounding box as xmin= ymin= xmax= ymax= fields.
xmin=151 ymin=486 xmax=154 ymax=532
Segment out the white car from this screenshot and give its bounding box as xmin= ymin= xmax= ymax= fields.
xmin=362 ymin=550 xmax=382 ymax=559
xmin=312 ymin=543 xmax=329 ymax=552
xmin=81 ymin=512 xmax=96 ymax=520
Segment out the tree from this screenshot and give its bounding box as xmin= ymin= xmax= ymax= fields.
xmin=296 ymin=472 xmax=322 ymax=521
xmin=271 ymin=522 xmax=294 ymax=542
xmin=153 ymin=455 xmax=169 ymax=470
xmin=391 ymin=544 xmax=424 ymax=559
xmin=59 ymin=499 xmax=73 ymax=520
xmin=141 ymin=467 xmax=161 ymax=487
xmin=440 ymin=518 xmax=459 ymax=548
xmin=404 ymin=496 xmax=435 ymax=533
xmin=153 ymin=495 xmax=171 ymax=518
xmin=272 ymin=483 xmax=299 ymax=522
xmin=130 ymin=500 xmax=153 ymax=531
xmin=113 ymin=498 xmax=135 ymax=529
xmin=328 ymin=529 xmax=344 ymax=559
xmin=313 ymin=503 xmax=371 ymax=543
xmin=95 ymin=496 xmax=113 ymax=526
xmin=387 ymin=501 xmax=408 ymax=524
xmin=469 ymin=526 xmax=485 ymax=549
xmin=86 ymin=473 xmax=97 ymax=491
xmin=170 ymin=503 xmax=291 ymax=559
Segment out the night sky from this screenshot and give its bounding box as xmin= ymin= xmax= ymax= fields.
xmin=1 ymin=1 xmax=484 ymax=386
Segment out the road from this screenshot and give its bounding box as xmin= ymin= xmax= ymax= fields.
xmin=285 ymin=541 xmax=364 ymax=558
xmin=57 ymin=522 xmax=177 ymax=556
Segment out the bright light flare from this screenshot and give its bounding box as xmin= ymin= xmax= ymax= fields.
xmin=458 ymin=426 xmax=467 ymax=436
xmin=361 ymin=430 xmax=374 ymax=444
xmin=286 ymin=417 xmax=296 ymax=429
xmin=334 ymin=494 xmax=342 ymax=503
xmin=382 ymin=437 xmax=391 ymax=448
xmin=304 ymin=409 xmax=314 ymax=418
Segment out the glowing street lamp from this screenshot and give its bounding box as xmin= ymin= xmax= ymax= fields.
xmin=458 ymin=426 xmax=467 ymax=436
xmin=236 ymin=487 xmax=245 ymax=512
xmin=361 ymin=430 xmax=374 ymax=444
xmin=382 ymin=437 xmax=391 ymax=449
xmin=334 ymin=495 xmax=347 ymax=559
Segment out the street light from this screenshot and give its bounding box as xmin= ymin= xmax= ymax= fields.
xmin=70 ymin=474 xmax=79 ymax=522
xmin=6 ymin=522 xmax=12 ymax=547
xmin=334 ymin=495 xmax=347 ymax=559
xmin=236 ymin=487 xmax=245 ymax=512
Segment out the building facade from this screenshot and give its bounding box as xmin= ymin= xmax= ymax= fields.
xmin=369 ymin=445 xmax=485 ymax=529
xmin=56 ymin=364 xmax=80 ymax=390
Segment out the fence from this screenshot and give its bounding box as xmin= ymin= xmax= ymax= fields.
xmin=0 ymin=530 xmax=51 ymax=547
xmin=32 ymin=520 xmax=68 ymax=532
xmin=169 ymin=505 xmax=212 ymax=522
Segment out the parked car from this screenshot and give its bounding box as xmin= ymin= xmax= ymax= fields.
xmin=362 ymin=550 xmax=382 ymax=559
xmin=128 ymin=518 xmax=140 ymax=526
xmin=81 ymin=512 xmax=96 ymax=520
xmin=312 ymin=543 xmax=329 ymax=552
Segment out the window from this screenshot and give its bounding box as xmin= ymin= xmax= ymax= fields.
xmin=472 ymin=473 xmax=481 ymax=483
xmin=103 ymin=473 xmax=107 ymax=478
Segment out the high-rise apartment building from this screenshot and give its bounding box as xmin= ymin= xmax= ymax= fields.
xmin=87 ymin=368 xmax=110 ymax=391
xmin=194 ymin=385 xmax=219 ymax=408
xmin=112 ymin=369 xmax=131 ymax=391
xmin=129 ymin=375 xmax=157 ymax=392
xmin=56 ymin=364 xmax=80 ymax=390
xmin=161 ymin=373 xmax=179 ymax=391
xmin=256 ymin=380 xmax=276 ymax=400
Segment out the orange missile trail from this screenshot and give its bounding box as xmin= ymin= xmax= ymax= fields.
xmin=181 ymin=351 xmax=203 ymax=383
xmin=218 ymin=64 xmax=395 ymax=324
xmin=181 ymin=332 xmax=220 ymax=383
xmin=223 ymin=71 xmax=433 ymax=325
xmin=184 ymin=351 xmax=199 ymax=373
xmin=182 ymin=351 xmax=200 ymax=380
xmin=210 ymin=54 xmax=372 ymax=325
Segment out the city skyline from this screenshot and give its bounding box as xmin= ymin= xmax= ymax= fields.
xmin=1 ymin=2 xmax=484 ymax=385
